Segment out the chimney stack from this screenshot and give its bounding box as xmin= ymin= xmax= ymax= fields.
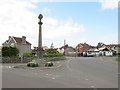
xmin=9 ymin=36 xmax=11 ymax=40
xmin=22 ymin=36 xmax=26 ymax=44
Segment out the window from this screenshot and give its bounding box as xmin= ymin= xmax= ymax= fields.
xmin=11 ymin=43 xmax=14 ymax=46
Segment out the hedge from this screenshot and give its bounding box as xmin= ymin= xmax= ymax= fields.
xmin=43 ymin=53 xmax=64 ymax=57
xmin=23 ymin=53 xmax=35 ymax=57
xmin=2 ymin=46 xmax=19 ymax=57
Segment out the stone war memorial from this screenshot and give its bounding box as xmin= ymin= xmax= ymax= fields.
xmin=33 ymin=14 xmax=46 ymax=64
xmin=38 ymin=14 xmax=43 ymax=59
xmin=33 ymin=14 xmax=65 ymax=64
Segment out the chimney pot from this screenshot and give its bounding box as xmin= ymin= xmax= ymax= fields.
xmin=22 ymin=36 xmax=26 ymax=44
xmin=9 ymin=36 xmax=11 ymax=40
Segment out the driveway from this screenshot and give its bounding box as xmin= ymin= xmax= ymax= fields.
xmin=2 ymin=57 xmax=118 ymax=88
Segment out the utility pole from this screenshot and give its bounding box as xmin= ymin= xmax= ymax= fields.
xmin=38 ymin=14 xmax=43 ymax=59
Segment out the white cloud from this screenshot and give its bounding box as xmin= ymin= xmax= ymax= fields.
xmin=99 ymin=0 xmax=119 ymax=10
xmin=30 ymin=0 xmax=39 ymax=3
xmin=0 ymin=0 xmax=85 ymax=48
xmin=0 ymin=0 xmax=38 ymax=46
xmin=42 ymin=8 xmax=51 ymax=13
xmin=42 ymin=17 xmax=85 ymax=39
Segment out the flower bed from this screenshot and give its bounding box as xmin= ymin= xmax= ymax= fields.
xmin=27 ymin=62 xmax=38 ymax=67
xmin=45 ymin=62 xmax=53 ymax=67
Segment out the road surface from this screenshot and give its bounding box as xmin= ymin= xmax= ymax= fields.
xmin=2 ymin=57 xmax=118 ymax=88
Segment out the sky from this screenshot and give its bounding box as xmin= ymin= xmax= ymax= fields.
xmin=0 ymin=0 xmax=118 ymax=48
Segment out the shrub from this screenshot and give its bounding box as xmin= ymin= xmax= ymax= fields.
xmin=27 ymin=62 xmax=38 ymax=67
xmin=2 ymin=46 xmax=19 ymax=57
xmin=43 ymin=53 xmax=64 ymax=57
xmin=45 ymin=62 xmax=53 ymax=67
xmin=44 ymin=49 xmax=59 ymax=54
xmin=23 ymin=53 xmax=35 ymax=57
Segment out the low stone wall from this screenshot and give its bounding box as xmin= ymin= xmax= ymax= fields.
xmin=43 ymin=56 xmax=66 ymax=62
xmin=2 ymin=57 xmax=35 ymax=63
xmin=2 ymin=56 xmax=66 ymax=63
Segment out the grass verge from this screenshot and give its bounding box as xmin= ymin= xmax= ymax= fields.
xmin=115 ymin=58 xmax=120 ymax=62
xmin=14 ymin=65 xmax=26 ymax=68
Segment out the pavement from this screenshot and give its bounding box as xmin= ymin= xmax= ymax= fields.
xmin=1 ymin=57 xmax=118 ymax=88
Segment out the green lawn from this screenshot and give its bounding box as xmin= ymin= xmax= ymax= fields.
xmin=116 ymin=58 xmax=120 ymax=62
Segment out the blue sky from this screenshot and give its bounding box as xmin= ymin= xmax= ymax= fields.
xmin=0 ymin=0 xmax=118 ymax=48
xmin=37 ymin=2 xmax=118 ymax=47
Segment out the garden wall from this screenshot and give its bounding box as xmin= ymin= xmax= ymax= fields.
xmin=2 ymin=56 xmax=66 ymax=63
xmin=2 ymin=57 xmax=34 ymax=63
xmin=43 ymin=56 xmax=66 ymax=61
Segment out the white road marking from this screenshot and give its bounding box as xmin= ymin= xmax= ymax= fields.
xmin=52 ymin=77 xmax=55 ymax=79
xmin=8 ymin=66 xmax=12 ymax=68
xmin=2 ymin=66 xmax=13 ymax=69
xmin=85 ymin=79 xmax=89 ymax=80
xmin=31 ymin=68 xmax=34 ymax=69
xmin=91 ymin=85 xmax=95 ymax=88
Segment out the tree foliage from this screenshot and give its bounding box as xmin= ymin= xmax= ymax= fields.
xmin=97 ymin=42 xmax=104 ymax=48
xmin=2 ymin=46 xmax=19 ymax=57
xmin=44 ymin=49 xmax=59 ymax=54
xmin=23 ymin=53 xmax=35 ymax=57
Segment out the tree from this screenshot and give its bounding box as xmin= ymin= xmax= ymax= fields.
xmin=44 ymin=49 xmax=59 ymax=54
xmin=97 ymin=42 xmax=105 ymax=48
xmin=2 ymin=46 xmax=19 ymax=57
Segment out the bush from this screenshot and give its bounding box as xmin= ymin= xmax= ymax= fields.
xmin=44 ymin=49 xmax=59 ymax=54
xmin=2 ymin=46 xmax=19 ymax=57
xmin=45 ymin=62 xmax=53 ymax=67
xmin=27 ymin=62 xmax=38 ymax=67
xmin=23 ymin=53 xmax=35 ymax=57
xmin=43 ymin=53 xmax=64 ymax=57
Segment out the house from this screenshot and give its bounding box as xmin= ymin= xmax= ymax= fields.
xmin=57 ymin=48 xmax=64 ymax=54
xmin=99 ymin=48 xmax=113 ymax=56
xmin=76 ymin=43 xmax=92 ymax=56
xmin=98 ymin=44 xmax=120 ymax=56
xmin=64 ymin=47 xmax=76 ymax=56
xmin=84 ymin=48 xmax=99 ymax=57
xmin=43 ymin=46 xmax=49 ymax=50
xmin=98 ymin=45 xmax=113 ymax=56
xmin=59 ymin=45 xmax=76 ymax=56
xmin=2 ymin=36 xmax=31 ymax=56
xmin=105 ymin=44 xmax=120 ymax=55
xmin=59 ymin=44 xmax=76 ymax=56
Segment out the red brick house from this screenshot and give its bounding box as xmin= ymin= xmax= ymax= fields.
xmin=59 ymin=46 xmax=75 ymax=56
xmin=76 ymin=43 xmax=92 ymax=56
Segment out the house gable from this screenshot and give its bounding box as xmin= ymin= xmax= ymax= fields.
xmin=76 ymin=43 xmax=92 ymax=53
xmin=2 ymin=36 xmax=32 ymax=56
xmin=102 ymin=48 xmax=110 ymax=51
xmin=13 ymin=37 xmax=31 ymax=45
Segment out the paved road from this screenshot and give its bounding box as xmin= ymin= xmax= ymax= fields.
xmin=2 ymin=57 xmax=118 ymax=88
